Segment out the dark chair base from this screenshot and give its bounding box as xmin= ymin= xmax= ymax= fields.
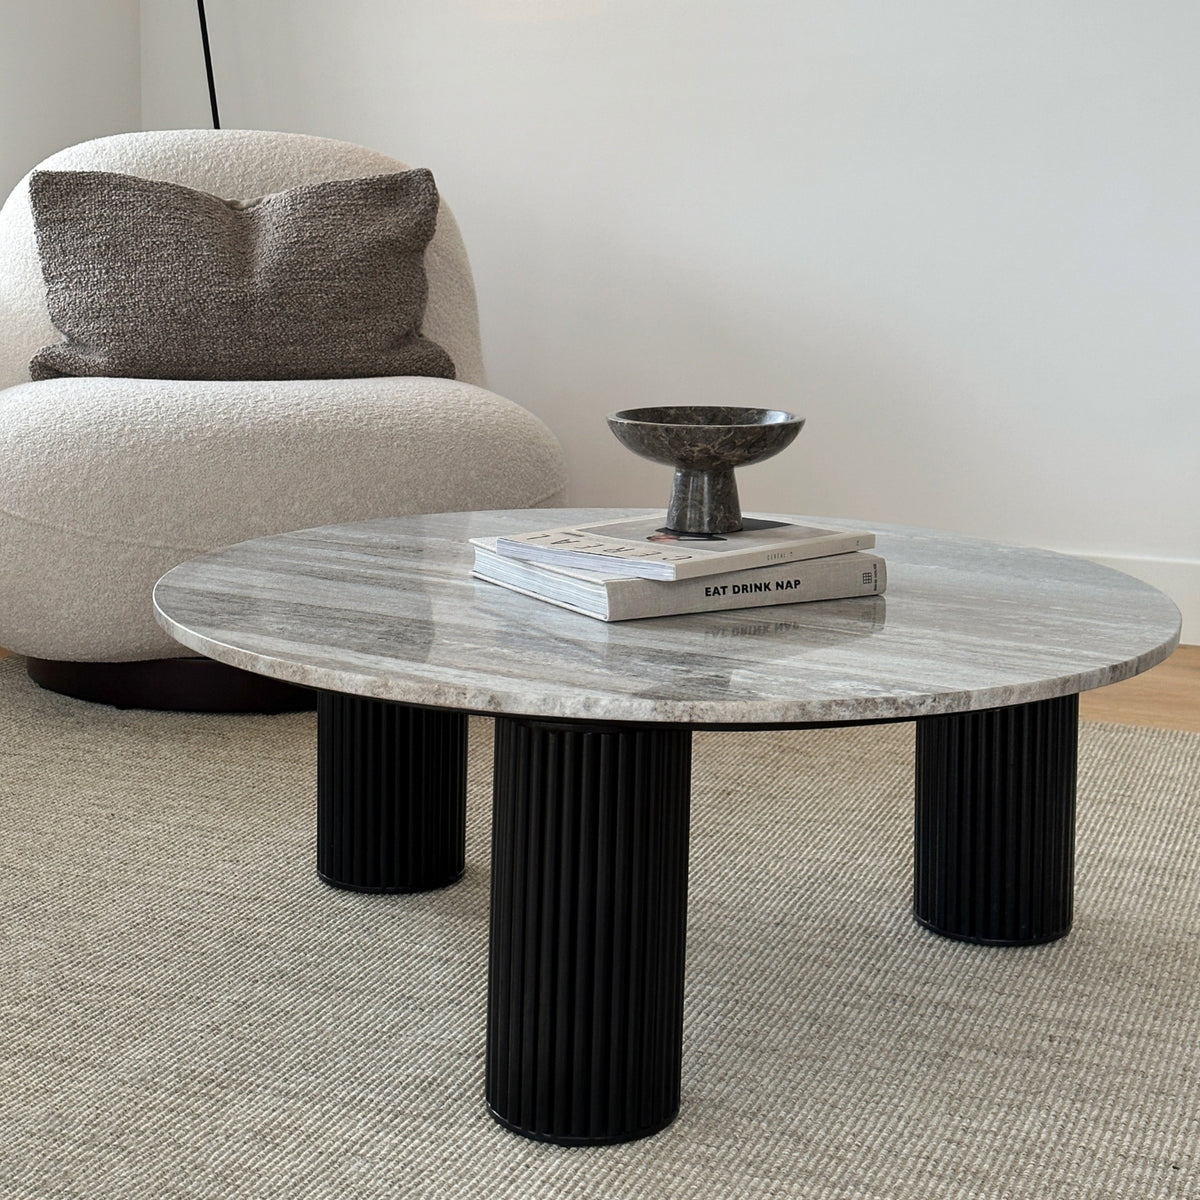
xmin=26 ymin=656 xmax=315 ymax=713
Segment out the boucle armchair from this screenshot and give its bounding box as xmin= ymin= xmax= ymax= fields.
xmin=0 ymin=129 xmax=567 ymax=709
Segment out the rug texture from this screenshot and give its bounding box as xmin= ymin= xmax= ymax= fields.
xmin=1 ymin=656 xmax=1197 ymax=1199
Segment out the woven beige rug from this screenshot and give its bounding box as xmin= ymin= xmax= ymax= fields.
xmin=1 ymin=656 xmax=1197 ymax=1199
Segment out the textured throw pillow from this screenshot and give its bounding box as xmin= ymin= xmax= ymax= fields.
xmin=28 ymin=168 xmax=456 ymax=382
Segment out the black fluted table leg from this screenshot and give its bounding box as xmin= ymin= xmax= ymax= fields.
xmin=316 ymin=691 xmax=467 ymax=893
xmin=914 ymin=694 xmax=1078 ymax=945
xmin=487 ymin=716 xmax=693 ymax=1145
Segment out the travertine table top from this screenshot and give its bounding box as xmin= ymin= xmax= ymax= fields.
xmin=153 ymin=508 xmax=1181 ymax=727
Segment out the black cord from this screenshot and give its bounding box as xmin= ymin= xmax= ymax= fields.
xmin=197 ymin=0 xmax=221 ymax=129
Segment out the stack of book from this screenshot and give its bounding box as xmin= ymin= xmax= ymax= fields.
xmin=470 ymin=513 xmax=885 ymax=622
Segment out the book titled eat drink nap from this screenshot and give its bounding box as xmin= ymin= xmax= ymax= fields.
xmin=472 ymin=538 xmax=886 ymax=622
xmin=492 ymin=514 xmax=875 ymax=581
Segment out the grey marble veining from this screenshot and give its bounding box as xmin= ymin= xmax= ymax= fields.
xmin=153 ymin=508 xmax=1182 ymax=727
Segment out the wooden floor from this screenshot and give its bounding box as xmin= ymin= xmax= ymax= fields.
xmin=2 ymin=644 xmax=1197 ymax=731
xmin=1076 ymin=642 xmax=1200 ymax=732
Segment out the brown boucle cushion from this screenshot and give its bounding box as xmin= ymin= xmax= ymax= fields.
xmin=28 ymin=168 xmax=456 ymax=382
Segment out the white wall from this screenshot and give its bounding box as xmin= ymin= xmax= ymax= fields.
xmin=0 ymin=0 xmax=141 ymax=198
xmin=66 ymin=3 xmax=1200 ymax=641
xmin=139 ymin=0 xmax=219 ymax=131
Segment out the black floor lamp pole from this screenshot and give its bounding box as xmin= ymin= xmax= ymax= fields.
xmin=197 ymin=0 xmax=221 ymax=129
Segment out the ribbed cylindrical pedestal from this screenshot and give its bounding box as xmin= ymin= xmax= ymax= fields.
xmin=914 ymin=694 xmax=1078 ymax=945
xmin=487 ymin=717 xmax=692 ymax=1145
xmin=317 ymin=692 xmax=467 ymax=892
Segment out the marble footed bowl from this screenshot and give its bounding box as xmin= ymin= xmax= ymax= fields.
xmin=606 ymin=406 xmax=803 ymax=470
xmin=606 ymin=405 xmax=804 ymax=534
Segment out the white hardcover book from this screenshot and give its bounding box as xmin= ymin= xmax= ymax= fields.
xmin=471 ymin=538 xmax=886 ymax=621
xmin=492 ymin=513 xmax=875 ymax=581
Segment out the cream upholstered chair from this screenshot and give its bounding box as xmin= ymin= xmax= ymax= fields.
xmin=0 ymin=129 xmax=568 ymax=709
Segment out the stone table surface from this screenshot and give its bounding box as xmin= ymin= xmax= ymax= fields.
xmin=153 ymin=508 xmax=1181 ymax=727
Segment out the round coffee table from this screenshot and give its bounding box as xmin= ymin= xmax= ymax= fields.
xmin=153 ymin=508 xmax=1180 ymax=1145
